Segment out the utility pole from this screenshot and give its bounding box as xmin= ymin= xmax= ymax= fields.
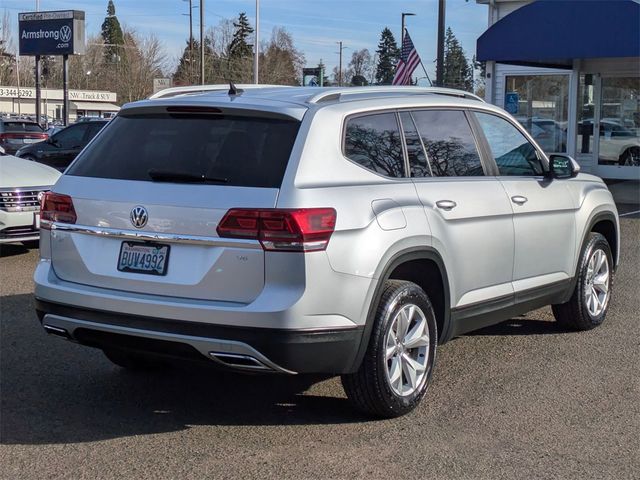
xmin=254 ymin=0 xmax=259 ymax=84
xmin=200 ymin=0 xmax=205 ymax=84
xmin=189 ymin=0 xmax=193 ymax=83
xmin=436 ymin=0 xmax=446 ymax=87
xmin=35 ymin=0 xmax=41 ymax=125
xmin=336 ymin=41 xmax=348 ymax=86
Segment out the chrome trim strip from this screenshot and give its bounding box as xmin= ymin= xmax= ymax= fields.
xmin=47 ymin=221 xmax=262 ymax=249
xmin=0 ymin=185 xmax=52 ymax=193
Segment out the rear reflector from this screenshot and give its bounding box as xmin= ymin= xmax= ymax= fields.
xmin=217 ymin=208 xmax=336 ymax=252
xmin=40 ymin=192 xmax=77 ymax=228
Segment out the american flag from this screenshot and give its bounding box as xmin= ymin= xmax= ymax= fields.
xmin=392 ymin=31 xmax=421 ymax=86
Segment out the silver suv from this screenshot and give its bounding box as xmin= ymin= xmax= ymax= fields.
xmin=35 ymin=85 xmax=619 ymax=418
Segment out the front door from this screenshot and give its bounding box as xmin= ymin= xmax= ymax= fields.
xmin=472 ymin=111 xmax=577 ymax=293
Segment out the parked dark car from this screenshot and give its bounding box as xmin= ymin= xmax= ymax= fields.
xmin=16 ymin=119 xmax=109 ymax=171
xmin=0 ymin=119 xmax=48 ymax=154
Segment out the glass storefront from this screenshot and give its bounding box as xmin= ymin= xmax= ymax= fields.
xmin=504 ymin=75 xmax=570 ymax=154
xmin=599 ymin=76 xmax=639 ymax=167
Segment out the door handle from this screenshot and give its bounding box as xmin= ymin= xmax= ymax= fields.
xmin=511 ymin=195 xmax=528 ymax=205
xmin=436 ymin=200 xmax=457 ymax=211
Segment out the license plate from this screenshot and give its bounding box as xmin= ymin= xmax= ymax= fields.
xmin=117 ymin=242 xmax=170 ymax=276
xmin=23 ymin=138 xmax=41 ymax=144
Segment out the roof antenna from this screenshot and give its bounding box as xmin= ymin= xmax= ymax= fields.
xmin=228 ymin=82 xmax=244 ymax=96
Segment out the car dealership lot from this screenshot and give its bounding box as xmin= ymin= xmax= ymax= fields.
xmin=1 ymin=218 xmax=639 ymax=480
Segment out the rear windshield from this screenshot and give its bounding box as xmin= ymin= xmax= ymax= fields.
xmin=4 ymin=122 xmax=44 ymax=132
xmin=67 ymin=113 xmax=300 ymax=188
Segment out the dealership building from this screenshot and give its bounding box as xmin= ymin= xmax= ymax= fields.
xmin=0 ymin=86 xmax=119 ymax=121
xmin=477 ymin=0 xmax=639 ymax=183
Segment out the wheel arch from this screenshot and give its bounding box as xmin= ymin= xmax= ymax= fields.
xmin=348 ymin=247 xmax=451 ymax=373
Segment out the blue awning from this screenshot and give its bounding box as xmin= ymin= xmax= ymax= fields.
xmin=477 ymin=0 xmax=640 ymax=68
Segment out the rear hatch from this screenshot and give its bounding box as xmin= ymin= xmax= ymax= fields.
xmin=1 ymin=121 xmax=47 ymax=150
xmin=47 ymin=105 xmax=302 ymax=303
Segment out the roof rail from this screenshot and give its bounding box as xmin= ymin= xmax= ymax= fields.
xmin=149 ymin=84 xmax=292 ymax=100
xmin=306 ymin=86 xmax=485 ymax=104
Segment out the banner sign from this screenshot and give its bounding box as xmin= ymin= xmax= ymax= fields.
xmin=18 ymin=10 xmax=85 ymax=56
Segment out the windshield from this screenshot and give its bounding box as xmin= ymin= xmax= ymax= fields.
xmin=67 ymin=113 xmax=300 ymax=188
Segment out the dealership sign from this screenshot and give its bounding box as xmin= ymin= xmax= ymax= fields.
xmin=18 ymin=10 xmax=85 ymax=56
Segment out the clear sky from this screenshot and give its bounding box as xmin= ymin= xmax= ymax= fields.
xmin=1 ymin=0 xmax=489 ymax=81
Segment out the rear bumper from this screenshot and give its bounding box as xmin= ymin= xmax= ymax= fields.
xmin=36 ymin=299 xmax=364 ymax=374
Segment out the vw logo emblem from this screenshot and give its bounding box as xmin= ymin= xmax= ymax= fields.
xmin=59 ymin=25 xmax=72 ymax=43
xmin=130 ymin=206 xmax=148 ymax=229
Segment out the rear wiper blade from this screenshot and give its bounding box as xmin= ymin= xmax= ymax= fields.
xmin=147 ymin=169 xmax=228 ymax=184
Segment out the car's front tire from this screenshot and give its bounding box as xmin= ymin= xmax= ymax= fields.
xmin=552 ymin=232 xmax=614 ymax=330
xmin=342 ymin=280 xmax=437 ymax=418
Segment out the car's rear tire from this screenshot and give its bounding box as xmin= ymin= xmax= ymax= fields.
xmin=103 ymin=349 xmax=167 ymax=371
xmin=20 ymin=154 xmax=37 ymax=162
xmin=341 ymin=280 xmax=437 ymax=418
xmin=552 ymin=232 xmax=613 ymax=331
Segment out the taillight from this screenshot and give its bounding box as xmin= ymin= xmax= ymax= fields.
xmin=217 ymin=208 xmax=337 ymax=252
xmin=40 ymin=192 xmax=77 ymax=228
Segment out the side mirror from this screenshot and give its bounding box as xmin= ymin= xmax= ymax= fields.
xmin=547 ymin=154 xmax=580 ymax=179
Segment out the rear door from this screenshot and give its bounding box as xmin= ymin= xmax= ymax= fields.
xmin=472 ymin=111 xmax=577 ymax=293
xmin=50 ymin=110 xmax=301 ymax=304
xmin=403 ymin=109 xmax=515 ymax=310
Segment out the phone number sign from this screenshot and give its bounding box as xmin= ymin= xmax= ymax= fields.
xmin=18 ymin=10 xmax=85 ymax=56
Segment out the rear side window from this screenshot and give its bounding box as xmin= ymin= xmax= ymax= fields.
xmin=411 ymin=110 xmax=484 ymax=177
xmin=67 ymin=114 xmax=300 ymax=188
xmin=475 ymin=112 xmax=543 ymax=176
xmin=344 ymin=112 xmax=405 ymax=178
xmin=3 ymin=122 xmax=43 ymax=132
xmin=399 ymin=112 xmax=431 ymax=177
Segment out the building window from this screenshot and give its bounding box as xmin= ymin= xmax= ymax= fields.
xmin=504 ymin=75 xmax=569 ymax=154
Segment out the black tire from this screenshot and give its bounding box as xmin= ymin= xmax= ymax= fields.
xmin=20 ymin=155 xmax=37 ymax=162
xmin=552 ymin=232 xmax=614 ymax=331
xmin=341 ymin=280 xmax=437 ymax=418
xmin=103 ymin=349 xmax=167 ymax=371
xmin=619 ymin=147 xmax=640 ymax=166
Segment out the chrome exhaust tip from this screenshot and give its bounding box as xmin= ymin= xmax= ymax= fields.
xmin=43 ymin=324 xmax=70 ymax=339
xmin=209 ymin=352 xmax=272 ymax=371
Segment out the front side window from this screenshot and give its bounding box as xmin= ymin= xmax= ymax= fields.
xmin=344 ymin=112 xmax=405 ymax=178
xmin=411 ymin=110 xmax=484 ymax=177
xmin=475 ymin=112 xmax=543 ymax=176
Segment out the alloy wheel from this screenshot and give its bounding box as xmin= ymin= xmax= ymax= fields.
xmin=385 ymin=303 xmax=430 ymax=396
xmin=584 ymin=248 xmax=610 ymax=317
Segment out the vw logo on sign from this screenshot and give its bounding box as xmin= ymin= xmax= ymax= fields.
xmin=130 ymin=206 xmax=148 ymax=229
xmin=59 ymin=25 xmax=72 ymax=43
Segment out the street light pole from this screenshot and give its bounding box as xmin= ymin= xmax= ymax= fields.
xmin=338 ymin=41 xmax=343 ymax=86
xmin=254 ymin=0 xmax=259 ymax=84
xmin=200 ymin=0 xmax=205 ymax=85
xmin=436 ymin=0 xmax=446 ymax=87
xmin=401 ymin=12 xmax=415 ymax=46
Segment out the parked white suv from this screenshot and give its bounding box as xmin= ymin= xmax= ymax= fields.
xmin=34 ymin=86 xmax=619 ymax=417
xmin=0 ymin=148 xmax=60 ymax=244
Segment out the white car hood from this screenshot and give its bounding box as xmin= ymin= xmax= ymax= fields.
xmin=0 ymin=155 xmax=61 ymax=189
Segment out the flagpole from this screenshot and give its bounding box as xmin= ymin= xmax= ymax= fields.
xmin=419 ymin=61 xmax=433 ymax=86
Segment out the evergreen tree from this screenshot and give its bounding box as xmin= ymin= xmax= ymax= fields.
xmin=439 ymin=27 xmax=473 ymax=92
xmin=174 ymin=39 xmax=200 ymax=85
xmin=228 ymin=12 xmax=254 ymax=59
xmin=375 ymin=28 xmax=399 ymax=85
xmin=317 ymin=59 xmax=330 ymax=86
xmin=101 ymin=0 xmax=124 ymax=62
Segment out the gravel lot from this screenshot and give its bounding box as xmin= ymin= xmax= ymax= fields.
xmin=1 ymin=218 xmax=639 ymax=480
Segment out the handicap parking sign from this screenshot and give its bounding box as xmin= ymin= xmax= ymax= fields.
xmin=505 ymin=92 xmax=519 ymax=115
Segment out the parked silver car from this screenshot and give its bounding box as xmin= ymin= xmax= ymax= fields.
xmin=34 ymin=85 xmax=619 ymax=417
